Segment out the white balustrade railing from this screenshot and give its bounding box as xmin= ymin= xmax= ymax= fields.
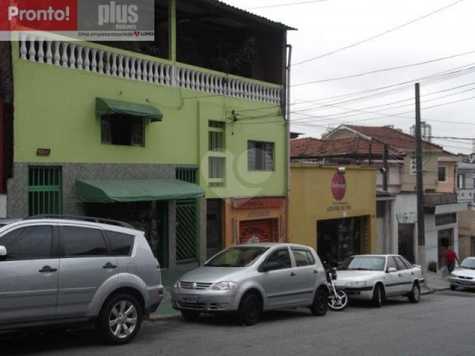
xmin=18 ymin=34 xmax=282 ymax=105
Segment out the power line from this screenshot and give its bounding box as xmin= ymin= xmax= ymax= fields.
xmin=289 ymin=94 xmax=475 ymax=128
xmin=288 ymin=62 xmax=475 ymax=112
xmin=431 ymin=136 xmax=475 ymax=141
xmin=293 ymin=0 xmax=466 ymax=66
xmin=291 ymin=83 xmax=475 ymax=121
xmin=251 ymin=0 xmax=328 ymax=10
xmin=292 ymin=49 xmax=475 ymax=87
xmin=235 ymin=62 xmax=475 ymax=117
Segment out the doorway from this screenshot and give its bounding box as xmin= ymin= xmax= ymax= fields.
xmin=317 ymin=216 xmax=368 ymax=267
xmin=398 ymin=223 xmax=415 ymax=263
xmin=207 ymin=199 xmax=223 ymax=258
xmin=239 ymin=219 xmax=278 ymax=244
xmin=438 ymin=228 xmax=454 ymax=266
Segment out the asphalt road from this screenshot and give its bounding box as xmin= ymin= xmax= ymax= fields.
xmin=2 ymin=290 xmax=475 ymax=356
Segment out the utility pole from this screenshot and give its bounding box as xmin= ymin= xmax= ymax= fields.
xmin=415 ymin=83 xmax=426 ymax=268
xmin=383 ymin=144 xmax=389 ymax=192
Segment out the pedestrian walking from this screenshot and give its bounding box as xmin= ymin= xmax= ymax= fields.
xmin=444 ymin=246 xmax=459 ymax=273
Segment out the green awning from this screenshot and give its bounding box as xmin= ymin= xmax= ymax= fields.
xmin=76 ymin=179 xmax=203 ymax=203
xmin=96 ymin=97 xmax=163 ymax=122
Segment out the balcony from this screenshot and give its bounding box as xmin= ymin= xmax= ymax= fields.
xmin=424 ymin=192 xmax=458 ymax=208
xmin=458 ymin=189 xmax=475 ymax=204
xmin=18 ymin=33 xmax=283 ymax=105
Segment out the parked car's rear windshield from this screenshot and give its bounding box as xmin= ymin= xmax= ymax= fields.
xmin=205 ymin=246 xmax=269 ymax=267
xmin=343 ymin=256 xmax=386 ymax=271
xmin=461 ymin=258 xmax=475 ymax=270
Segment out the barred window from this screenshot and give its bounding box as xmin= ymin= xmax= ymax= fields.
xmin=209 ymin=121 xmax=225 ymax=152
xmin=248 ymin=141 xmax=274 ymax=171
xmin=209 ymin=157 xmax=225 ymax=179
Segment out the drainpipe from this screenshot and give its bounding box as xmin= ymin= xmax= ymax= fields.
xmin=285 ymin=44 xmax=292 ymax=242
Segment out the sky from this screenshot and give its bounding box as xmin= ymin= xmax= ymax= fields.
xmin=223 ymin=0 xmax=475 ymax=154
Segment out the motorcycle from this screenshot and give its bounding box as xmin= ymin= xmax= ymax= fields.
xmin=326 ymin=267 xmax=348 ymax=311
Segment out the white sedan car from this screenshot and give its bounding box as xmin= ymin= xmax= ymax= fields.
xmin=334 ymin=255 xmax=424 ymax=307
xmin=449 ymin=257 xmax=475 ymax=290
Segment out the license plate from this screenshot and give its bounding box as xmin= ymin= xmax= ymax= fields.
xmin=182 ymin=295 xmax=199 ymax=303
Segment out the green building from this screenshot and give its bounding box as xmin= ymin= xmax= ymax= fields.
xmin=0 ymin=0 xmax=292 ymax=270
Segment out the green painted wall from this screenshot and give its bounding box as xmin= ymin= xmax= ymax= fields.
xmin=12 ymin=43 xmax=287 ymax=199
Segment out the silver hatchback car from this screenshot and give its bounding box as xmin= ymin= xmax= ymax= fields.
xmin=172 ymin=243 xmax=329 ymax=325
xmin=0 ymin=217 xmax=163 ymax=344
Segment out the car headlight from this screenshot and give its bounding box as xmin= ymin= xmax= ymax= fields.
xmin=174 ymin=280 xmax=180 ymax=288
xmin=211 ymin=281 xmax=238 ymax=291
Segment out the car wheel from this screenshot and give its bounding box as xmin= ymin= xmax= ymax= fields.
xmin=372 ymin=284 xmax=384 ymax=308
xmin=181 ymin=310 xmax=201 ymax=322
xmin=450 ymin=284 xmax=457 ymax=291
xmin=310 ymin=287 xmax=328 ymax=316
xmin=408 ymin=282 xmax=421 ymax=303
xmin=238 ymin=292 xmax=262 ymax=326
xmin=98 ymin=293 xmax=143 ymax=345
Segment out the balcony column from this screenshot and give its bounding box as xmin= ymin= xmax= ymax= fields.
xmin=169 ymin=0 xmax=177 ymax=86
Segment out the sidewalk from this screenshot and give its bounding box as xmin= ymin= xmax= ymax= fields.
xmin=422 ymin=271 xmax=451 ymax=294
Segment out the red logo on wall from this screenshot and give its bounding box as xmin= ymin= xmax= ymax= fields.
xmin=331 ymin=172 xmax=346 ymax=201
xmin=0 ymin=0 xmax=77 ymax=32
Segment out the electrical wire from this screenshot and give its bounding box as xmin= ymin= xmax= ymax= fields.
xmin=293 ymin=49 xmax=475 ymax=87
xmin=293 ymin=0 xmax=467 ymax=66
xmin=251 ymin=0 xmax=328 ymax=10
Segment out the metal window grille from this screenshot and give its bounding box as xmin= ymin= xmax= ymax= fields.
xmin=176 ymin=199 xmax=199 ymax=263
xmin=208 ymin=121 xmax=225 ymax=152
xmin=28 ymin=166 xmax=63 ymax=216
xmin=209 ymin=157 xmax=225 ymax=179
xmin=248 ymin=141 xmax=275 ymax=171
xmin=176 ymin=167 xmax=198 ymax=184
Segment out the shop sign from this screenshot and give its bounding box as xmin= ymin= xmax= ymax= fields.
xmin=396 ymin=212 xmax=417 ymax=224
xmin=232 ymin=197 xmax=283 ymax=210
xmin=331 ymin=172 xmax=346 ymax=201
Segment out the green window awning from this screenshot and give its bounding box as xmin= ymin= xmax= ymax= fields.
xmin=96 ymin=97 xmax=163 ymax=122
xmin=76 ymin=179 xmax=203 ymax=203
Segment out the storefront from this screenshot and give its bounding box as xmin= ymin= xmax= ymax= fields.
xmin=75 ymin=177 xmax=205 ymax=270
xmin=288 ymin=165 xmax=377 ymax=265
xmin=220 ymin=197 xmax=287 ymax=247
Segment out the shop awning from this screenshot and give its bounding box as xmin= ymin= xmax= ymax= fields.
xmin=96 ymin=97 xmax=163 ymax=122
xmin=76 ymin=179 xmax=204 ymax=203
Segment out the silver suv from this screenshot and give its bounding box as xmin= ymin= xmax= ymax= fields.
xmin=0 ymin=217 xmax=163 ymax=344
xmin=172 ymin=243 xmax=329 ymax=325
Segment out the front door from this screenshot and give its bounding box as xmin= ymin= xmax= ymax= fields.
xmin=398 ymin=224 xmax=415 ymax=263
xmin=0 ymin=225 xmax=59 ymax=323
xmin=206 ymin=199 xmax=223 ymax=258
xmin=57 ymin=225 xmax=118 ymax=317
xmin=258 ymin=248 xmax=296 ymax=308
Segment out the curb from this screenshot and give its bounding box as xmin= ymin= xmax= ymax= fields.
xmin=147 ymin=313 xmax=180 ymax=321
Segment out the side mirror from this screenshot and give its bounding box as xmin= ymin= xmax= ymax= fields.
xmin=259 ymin=261 xmax=281 ymax=273
xmin=387 ymin=267 xmax=397 ymax=273
xmin=0 ymin=245 xmax=7 ymax=260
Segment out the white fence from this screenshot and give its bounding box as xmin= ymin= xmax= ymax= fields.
xmin=19 ymin=34 xmax=282 ymax=105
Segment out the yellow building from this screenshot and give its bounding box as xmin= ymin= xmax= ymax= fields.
xmin=288 ymin=165 xmax=377 ymax=265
